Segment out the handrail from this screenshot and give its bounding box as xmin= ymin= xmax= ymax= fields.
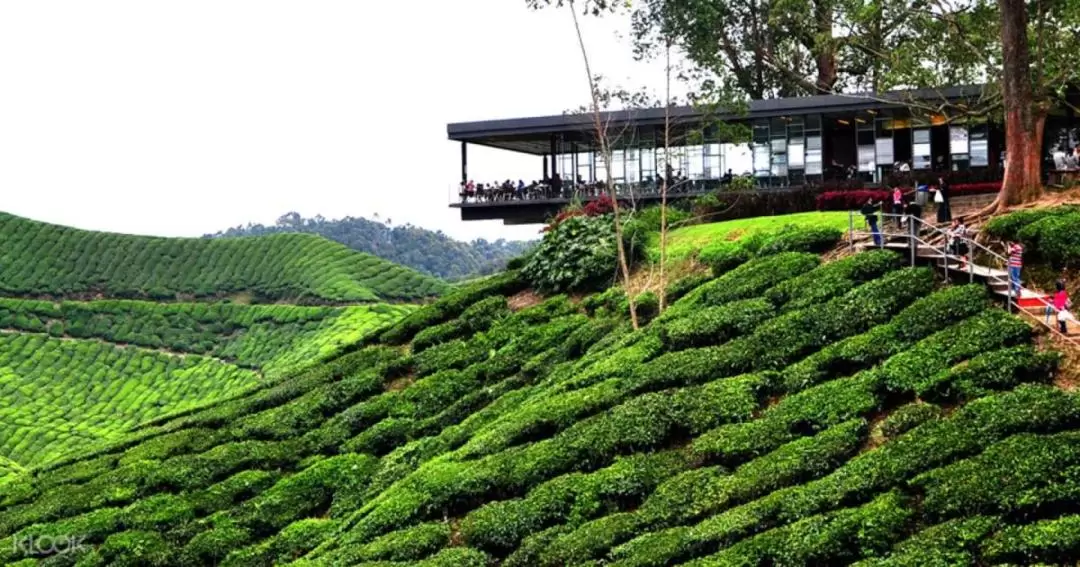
xmin=848 ymin=209 xmax=1080 ymax=347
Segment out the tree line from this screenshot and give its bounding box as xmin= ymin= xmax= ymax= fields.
xmin=207 ymin=212 xmax=534 ymax=282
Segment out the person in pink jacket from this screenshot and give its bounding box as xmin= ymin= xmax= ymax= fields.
xmin=1054 ymin=280 xmax=1072 ymax=334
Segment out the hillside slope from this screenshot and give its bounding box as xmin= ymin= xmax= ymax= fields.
xmin=2 ymin=256 xmax=1078 ymax=566
xmin=0 ymin=299 xmax=413 ymax=481
xmin=209 ymin=212 xmax=534 ymax=281
xmin=0 ymin=212 xmax=447 ymax=303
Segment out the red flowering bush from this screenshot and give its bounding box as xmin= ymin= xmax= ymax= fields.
xmin=543 ymin=194 xmax=617 ymax=232
xmin=583 ymin=194 xmax=615 ymax=216
xmin=816 ymin=182 xmax=1001 ymax=211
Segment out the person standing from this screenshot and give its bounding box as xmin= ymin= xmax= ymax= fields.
xmin=891 ymin=187 xmax=904 ymax=227
xmin=1007 ymin=240 xmax=1024 ymax=296
xmin=1054 ymin=280 xmax=1072 ymax=334
xmin=860 ymin=198 xmax=883 ymax=247
xmin=933 ymin=177 xmax=952 ymax=223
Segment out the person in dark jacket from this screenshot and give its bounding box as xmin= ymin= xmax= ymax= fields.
xmin=860 ymin=198 xmax=882 ymax=246
xmin=934 ymin=177 xmax=952 ymax=223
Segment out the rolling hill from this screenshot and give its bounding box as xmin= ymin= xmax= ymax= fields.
xmin=2 ymin=247 xmax=1077 ymax=566
xmin=0 ymin=298 xmax=414 ymax=477
xmin=208 ymin=212 xmax=534 ymax=281
xmin=0 ymin=212 xmax=447 ymax=303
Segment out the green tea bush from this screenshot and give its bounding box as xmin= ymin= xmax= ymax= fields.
xmin=461 ymin=451 xmax=688 ymax=553
xmin=879 ymin=402 xmax=943 ymax=439
xmin=983 ymin=205 xmax=1080 ymax=241
xmin=545 ymin=420 xmax=865 ymax=565
xmin=522 ymin=215 xmax=618 ymax=293
xmin=982 ymin=514 xmax=1080 ymax=564
xmin=662 ymin=252 xmax=820 ymax=320
xmin=0 ymin=212 xmax=446 ymax=302
xmin=698 ymin=225 xmax=843 ymax=276
xmin=854 ymin=516 xmax=998 ymax=567
xmin=378 ymin=271 xmax=525 ymax=345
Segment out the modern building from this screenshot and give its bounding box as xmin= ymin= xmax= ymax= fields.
xmin=447 ymin=85 xmax=1078 ymax=224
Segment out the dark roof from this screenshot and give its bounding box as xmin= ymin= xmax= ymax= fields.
xmin=448 ymin=85 xmax=986 ymax=155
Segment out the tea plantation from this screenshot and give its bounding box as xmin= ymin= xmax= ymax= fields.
xmin=0 ymin=300 xmax=413 ymax=478
xmin=0 ymin=212 xmax=447 ymax=303
xmin=2 ymin=245 xmax=1078 ymax=566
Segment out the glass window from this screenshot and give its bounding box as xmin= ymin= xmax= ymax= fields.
xmin=806 ymin=135 xmax=823 ymax=175
xmin=640 ymin=147 xmax=655 ymax=182
xmin=611 ymin=150 xmax=627 ymax=183
xmin=558 ymin=154 xmax=574 ymax=178
xmin=753 ymin=143 xmax=770 ymax=177
xmin=688 ymin=145 xmax=705 ymax=179
xmin=875 ymin=119 xmax=894 ymax=165
xmin=705 ymin=143 xmax=721 ymax=178
xmin=626 ymin=149 xmax=640 ymax=183
xmin=576 ymin=152 xmax=593 ymax=183
xmin=913 ymin=129 xmax=932 ymax=170
xmin=949 ymin=126 xmax=969 ymax=154
xmin=970 ymin=124 xmax=989 ymax=167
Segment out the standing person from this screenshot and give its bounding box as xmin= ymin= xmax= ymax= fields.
xmin=1054 ymin=280 xmax=1072 ymax=334
xmin=860 ymin=198 xmax=883 ymax=247
xmin=947 ymin=219 xmax=969 ymax=269
xmin=891 ymin=187 xmax=904 ymax=227
xmin=1006 ymin=240 xmax=1024 ymax=296
xmin=934 ymin=176 xmax=952 ymax=223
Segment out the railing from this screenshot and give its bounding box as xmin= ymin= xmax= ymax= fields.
xmin=449 ymin=176 xmax=763 ymax=206
xmin=848 ymin=209 xmax=1080 ymax=346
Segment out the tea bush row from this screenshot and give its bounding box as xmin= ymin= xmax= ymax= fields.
xmin=0 ymin=212 xmax=446 ymax=302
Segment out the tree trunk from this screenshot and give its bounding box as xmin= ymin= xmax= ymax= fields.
xmin=997 ymin=0 xmax=1043 ymax=209
xmin=814 ymin=0 xmax=837 ymax=92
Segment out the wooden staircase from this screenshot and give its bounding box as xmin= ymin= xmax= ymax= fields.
xmin=852 ymin=216 xmax=1080 ymax=344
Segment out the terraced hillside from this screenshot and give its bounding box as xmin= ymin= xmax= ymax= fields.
xmin=2 ymin=253 xmax=1078 ymax=566
xmin=0 ymin=299 xmax=413 ymax=478
xmin=0 ymin=298 xmax=413 ymax=378
xmin=0 ymin=212 xmax=447 ymax=303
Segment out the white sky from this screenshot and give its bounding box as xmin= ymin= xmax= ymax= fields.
xmin=0 ymin=1 xmax=672 ymax=242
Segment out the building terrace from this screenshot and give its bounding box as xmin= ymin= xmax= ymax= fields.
xmin=447 ymin=85 xmax=1078 ymax=224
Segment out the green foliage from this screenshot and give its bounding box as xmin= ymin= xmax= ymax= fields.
xmin=0 ymin=212 xmax=446 ymax=302
xmin=2 ymin=235 xmax=1076 ymax=567
xmin=984 ymin=206 xmax=1080 ymax=268
xmin=209 ymin=211 xmax=534 ymax=281
xmin=698 ymin=225 xmax=842 ymax=275
xmin=0 ymin=297 xmax=412 ymax=377
xmin=378 ymin=271 xmax=526 ymax=346
xmin=880 ymin=402 xmax=943 ymax=439
xmin=523 ymin=215 xmax=619 ymax=293
xmin=0 ymin=335 xmax=259 ymax=470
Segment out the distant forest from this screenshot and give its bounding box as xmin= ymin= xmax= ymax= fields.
xmin=207 ymin=212 xmax=534 ymax=281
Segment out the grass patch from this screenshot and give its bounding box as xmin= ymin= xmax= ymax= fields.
xmin=647 ymin=212 xmax=851 ymax=262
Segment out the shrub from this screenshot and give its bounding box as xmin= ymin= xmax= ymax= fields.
xmin=1016 ymin=211 xmax=1080 ymax=267
xmin=879 ymin=402 xmax=943 ymax=439
xmin=983 ymin=205 xmax=1080 ymax=241
xmin=664 ymin=273 xmax=711 ymax=304
xmin=657 ymin=298 xmax=773 ymax=351
xmin=99 ymin=530 xmax=172 ymax=567
xmin=461 ymin=451 xmax=689 ymax=554
xmin=911 ymin=430 xmax=1080 ymax=521
xmin=663 ymin=252 xmax=820 ymax=320
xmin=378 ymin=271 xmax=526 ymax=345
xmin=559 ymin=420 xmax=865 ymax=566
xmin=982 ymin=514 xmax=1080 ymax=564
xmin=699 ymin=241 xmax=750 ymax=274
xmin=523 ymin=215 xmax=619 ymax=293
xmin=854 ymin=516 xmax=998 ymax=567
